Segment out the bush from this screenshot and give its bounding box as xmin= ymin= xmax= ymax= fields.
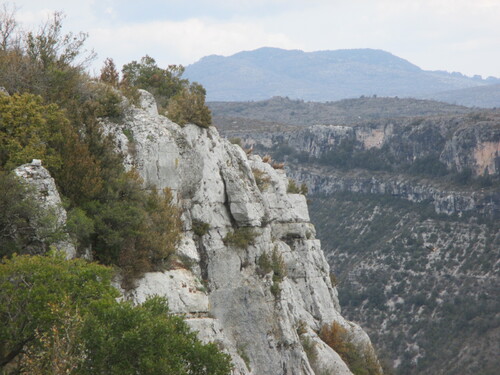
xmin=192 ymin=219 xmax=210 ymax=236
xmin=252 ymin=168 xmax=271 ymax=191
xmin=0 ymin=253 xmax=232 ymax=374
xmin=257 ymin=252 xmax=273 ymax=275
xmin=0 ymin=252 xmax=118 ymax=369
xmin=0 ymin=93 xmax=67 ymax=171
xmin=257 ymin=248 xmax=287 ymax=298
xmin=319 ymin=322 xmax=382 ymax=375
xmin=166 ymin=82 xmax=212 ymax=127
xmin=223 ymin=227 xmax=258 ymax=249
xmin=80 ymin=297 xmax=231 ymax=375
xmin=287 ymin=178 xmax=308 ymax=195
xmin=121 ymin=55 xmax=186 ymax=110
xmin=0 ymin=171 xmax=64 ymax=258
xmin=122 ymin=55 xmax=212 ymax=128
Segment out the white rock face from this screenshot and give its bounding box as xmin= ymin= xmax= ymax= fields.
xmin=14 ymin=160 xmax=76 ymax=259
xmin=103 ymin=91 xmax=380 ymax=375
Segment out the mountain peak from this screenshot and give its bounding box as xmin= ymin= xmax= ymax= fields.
xmin=185 ymin=48 xmax=491 ymax=102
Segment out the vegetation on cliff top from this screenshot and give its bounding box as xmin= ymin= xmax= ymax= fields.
xmin=0 ymin=7 xmax=229 ymax=373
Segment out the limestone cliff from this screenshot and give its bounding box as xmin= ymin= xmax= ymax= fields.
xmin=234 ymin=116 xmax=500 ymax=178
xmin=101 ymin=91 xmax=380 ymax=375
xmin=14 ymin=160 xmax=76 ymax=259
xmin=217 ymin=112 xmax=500 ymax=374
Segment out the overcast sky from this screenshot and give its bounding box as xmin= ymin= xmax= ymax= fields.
xmin=9 ymin=0 xmax=500 ymax=78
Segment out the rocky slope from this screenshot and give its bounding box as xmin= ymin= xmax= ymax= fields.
xmin=94 ymin=90 xmax=382 ymax=375
xmin=215 ymin=110 xmax=500 ymax=374
xmin=308 ymin=192 xmax=499 ymax=375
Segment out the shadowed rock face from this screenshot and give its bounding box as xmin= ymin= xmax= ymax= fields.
xmin=14 ymin=160 xmax=76 ymax=259
xmin=102 ymin=91 xmax=380 ymax=375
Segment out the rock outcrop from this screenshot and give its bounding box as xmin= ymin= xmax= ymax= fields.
xmin=103 ymin=90 xmax=380 ymax=375
xmin=14 ymin=159 xmax=76 ymax=259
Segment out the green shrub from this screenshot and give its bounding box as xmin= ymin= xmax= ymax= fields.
xmin=0 ymin=93 xmax=68 ymax=171
xmin=121 ymin=55 xmax=186 ymax=110
xmin=121 ymin=55 xmax=212 ymax=128
xmin=287 ymin=178 xmax=308 ymax=195
xmin=166 ymin=82 xmax=212 ymax=128
xmin=0 ymin=253 xmax=232 ymax=374
xmin=271 ymin=248 xmax=287 ymax=283
xmin=0 ymin=252 xmax=118 ymax=370
xmin=0 ymin=171 xmax=65 ymax=258
xmin=192 ymin=219 xmax=210 ymax=236
xmin=223 ymin=227 xmax=258 ymax=249
xmin=92 ymin=83 xmax=123 ymax=119
xmin=257 ymin=252 xmax=273 ymax=275
xmin=252 ymin=168 xmax=271 ymax=191
xmin=258 ymin=247 xmax=287 ymax=298
xmin=319 ymin=322 xmax=382 ymax=375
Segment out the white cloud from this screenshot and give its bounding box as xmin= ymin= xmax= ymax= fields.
xmin=7 ymin=0 xmax=500 ymax=78
xmin=89 ymin=18 xmax=300 ymax=72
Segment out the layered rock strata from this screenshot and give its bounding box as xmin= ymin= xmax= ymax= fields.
xmin=287 ymin=165 xmax=500 ymax=218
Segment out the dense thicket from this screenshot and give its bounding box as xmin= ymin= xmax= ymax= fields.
xmin=0 ymin=9 xmax=187 ymax=278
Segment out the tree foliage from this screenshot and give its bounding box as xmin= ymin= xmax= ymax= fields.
xmin=81 ymin=297 xmax=231 ymax=375
xmin=0 ymin=93 xmax=66 ymax=170
xmin=99 ymin=57 xmax=119 ymax=87
xmin=0 ymin=252 xmax=118 ymax=370
xmin=121 ymin=55 xmax=211 ymax=127
xmin=0 ymin=253 xmax=232 ymax=374
xmin=121 ymin=55 xmax=186 ymax=109
xmin=166 ymin=82 xmax=212 ymax=127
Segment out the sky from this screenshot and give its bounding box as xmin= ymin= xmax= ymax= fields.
xmin=8 ymin=0 xmax=500 ymax=78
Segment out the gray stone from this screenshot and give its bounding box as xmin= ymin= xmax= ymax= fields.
xmin=14 ymin=160 xmax=76 ymax=259
xmin=103 ymin=92 xmax=380 ymax=375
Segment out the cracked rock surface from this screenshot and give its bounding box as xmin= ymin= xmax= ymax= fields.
xmin=103 ymin=91 xmax=380 ymax=375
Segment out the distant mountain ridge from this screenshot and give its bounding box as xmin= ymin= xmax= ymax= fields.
xmin=424 ymin=84 xmax=500 ymax=108
xmin=184 ymin=47 xmax=500 ymax=106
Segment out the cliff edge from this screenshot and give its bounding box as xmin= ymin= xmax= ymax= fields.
xmin=100 ymin=90 xmax=381 ymax=375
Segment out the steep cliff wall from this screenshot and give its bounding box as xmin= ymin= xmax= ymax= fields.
xmin=233 ymin=114 xmax=500 ymax=177
xmin=287 ymin=166 xmax=499 ymax=218
xmin=101 ymin=91 xmax=380 ymax=375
